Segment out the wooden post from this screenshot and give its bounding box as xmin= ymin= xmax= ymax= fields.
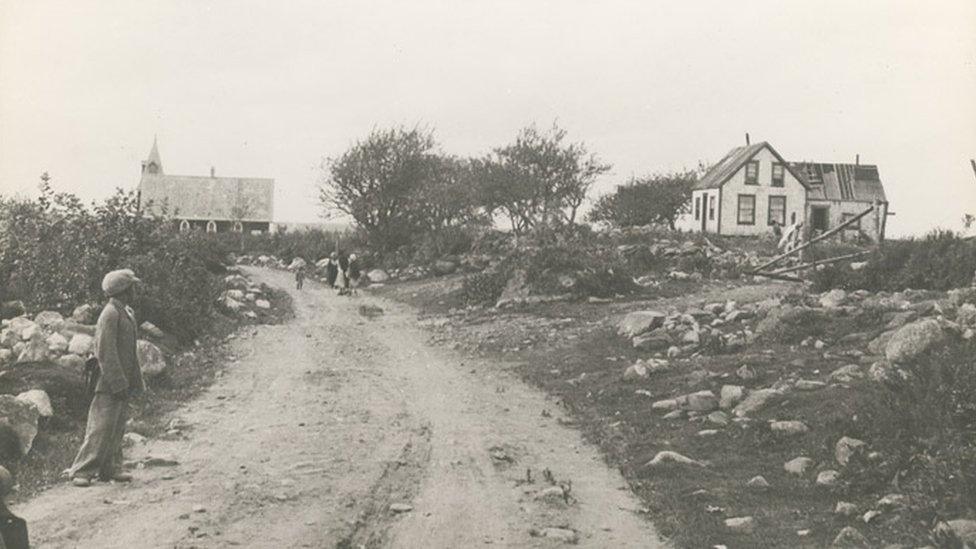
xmin=768 ymin=251 xmax=871 ymax=275
xmin=873 ymin=199 xmax=882 ymax=245
xmin=750 ymin=271 xmax=805 ymax=283
xmin=750 ymin=205 xmax=875 ymax=274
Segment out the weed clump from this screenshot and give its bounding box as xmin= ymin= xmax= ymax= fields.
xmin=812 ymin=230 xmax=976 ymax=292
xmin=845 ymin=336 xmax=976 ymax=520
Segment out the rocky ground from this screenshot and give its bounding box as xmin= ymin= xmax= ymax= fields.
xmin=380 ymin=274 xmax=976 ymax=548
xmin=11 ymin=268 xmax=664 ymax=548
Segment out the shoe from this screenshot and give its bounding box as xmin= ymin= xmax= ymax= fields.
xmin=71 ymin=477 xmax=92 ymax=487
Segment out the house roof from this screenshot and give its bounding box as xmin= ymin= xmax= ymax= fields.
xmin=790 ymin=162 xmax=887 ymax=203
xmin=139 ymin=174 xmax=274 ymax=222
xmin=694 ymin=142 xmax=809 ymax=191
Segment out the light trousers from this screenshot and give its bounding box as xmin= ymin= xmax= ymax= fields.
xmin=69 ymin=392 xmax=129 ymax=480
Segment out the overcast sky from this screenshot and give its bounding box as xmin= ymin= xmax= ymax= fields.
xmin=1 ymin=0 xmax=974 ymax=236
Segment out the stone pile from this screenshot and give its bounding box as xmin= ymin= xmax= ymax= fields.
xmin=614 ymin=279 xmax=976 ymax=545
xmin=617 ymin=301 xmax=757 ymax=357
xmin=218 ymin=274 xmax=274 ymax=320
xmin=0 ymin=305 xmax=170 ymax=380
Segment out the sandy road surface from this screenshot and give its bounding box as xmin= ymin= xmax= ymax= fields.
xmin=16 ymin=268 xmax=665 ymax=548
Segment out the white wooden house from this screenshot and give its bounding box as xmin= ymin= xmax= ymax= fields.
xmin=676 ymin=141 xmax=888 ymax=240
xmin=675 ymin=142 xmax=808 ymax=236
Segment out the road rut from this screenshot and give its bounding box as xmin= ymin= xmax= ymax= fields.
xmin=16 ymin=267 xmax=665 ymax=548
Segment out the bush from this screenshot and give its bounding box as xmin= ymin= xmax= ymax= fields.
xmin=231 ymin=227 xmax=366 ymax=265
xmin=0 ymin=185 xmax=228 ymax=343
xmin=846 ymin=337 xmax=976 ymax=519
xmin=812 ymin=230 xmax=976 ymax=292
xmin=459 ymin=269 xmax=511 ymax=306
xmin=461 ymin=235 xmax=637 ymax=304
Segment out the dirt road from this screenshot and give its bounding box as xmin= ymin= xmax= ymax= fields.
xmin=15 ymin=268 xmax=665 ymax=548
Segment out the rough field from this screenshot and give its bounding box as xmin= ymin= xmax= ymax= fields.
xmin=13 ymin=268 xmax=663 ymax=548
xmin=378 ymin=273 xmax=975 ymax=548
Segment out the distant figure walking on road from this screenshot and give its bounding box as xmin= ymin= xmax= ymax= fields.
xmin=326 ymin=252 xmax=339 ymax=289
xmin=295 ymin=265 xmax=305 ymax=290
xmin=335 ymin=252 xmax=349 ymax=294
xmin=347 ymin=254 xmax=361 ymax=294
xmin=69 ymin=269 xmax=145 ymax=487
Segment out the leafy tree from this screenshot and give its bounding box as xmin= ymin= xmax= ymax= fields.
xmin=588 ymin=171 xmax=697 ymax=229
xmin=477 ymin=123 xmax=610 ymax=234
xmin=318 ymin=127 xmax=440 ymax=251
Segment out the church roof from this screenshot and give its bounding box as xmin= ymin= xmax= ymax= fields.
xmin=137 ymin=138 xmax=274 ymax=222
xmin=139 ymin=174 xmax=274 ymax=222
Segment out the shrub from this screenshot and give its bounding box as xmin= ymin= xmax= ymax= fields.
xmin=812 ymin=230 xmax=976 ymax=292
xmin=459 ymin=269 xmax=511 ymax=306
xmin=846 ymin=337 xmax=976 ymax=519
xmin=0 ymin=185 xmax=228 ymax=343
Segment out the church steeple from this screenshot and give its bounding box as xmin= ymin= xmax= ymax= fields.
xmin=141 ymin=136 xmax=164 ymax=175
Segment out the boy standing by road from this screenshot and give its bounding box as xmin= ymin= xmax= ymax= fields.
xmin=69 ymin=269 xmax=145 ymax=487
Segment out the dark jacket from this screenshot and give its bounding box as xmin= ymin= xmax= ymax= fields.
xmin=326 ymin=260 xmax=339 ymax=285
xmin=94 ymin=298 xmax=144 ymax=395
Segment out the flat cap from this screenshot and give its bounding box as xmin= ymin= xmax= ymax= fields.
xmin=101 ymin=269 xmax=141 ymax=297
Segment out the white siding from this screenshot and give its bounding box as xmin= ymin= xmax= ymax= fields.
xmin=677 ymin=189 xmax=722 ymax=233
xmin=718 ymin=146 xmax=807 ymax=236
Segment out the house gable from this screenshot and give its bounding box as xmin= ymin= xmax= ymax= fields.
xmin=695 ymin=142 xmax=810 ymax=192
xmin=716 ymin=145 xmax=807 ymax=236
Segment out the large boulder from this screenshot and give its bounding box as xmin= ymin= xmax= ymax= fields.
xmin=33 ymin=311 xmax=65 ymax=333
xmin=57 ymin=353 xmax=86 ymax=371
xmin=7 ymin=317 xmax=37 ymax=340
xmin=617 ymin=311 xmax=667 ymax=339
xmin=432 ymin=260 xmax=458 ymax=276
xmin=222 ymin=296 xmax=244 ymax=312
xmin=140 ymin=321 xmax=165 ymax=339
xmin=633 ymin=332 xmax=671 ymax=351
xmin=224 ymin=274 xmax=249 ymax=290
xmin=719 ymin=385 xmax=745 ymax=410
xmin=68 ymin=333 xmax=94 ymax=356
xmin=866 ymin=330 xmax=896 ymax=355
xmin=733 ymin=389 xmax=780 ymax=417
xmin=495 ymin=270 xmax=530 ymax=308
xmin=16 ymin=335 xmax=49 ymax=364
xmin=16 ymin=389 xmax=53 ymax=418
xmin=946 ymin=520 xmax=976 ymax=546
xmin=0 ymin=329 xmax=17 ymax=349
xmin=956 ymin=303 xmax=976 ymax=327
xmin=753 ymin=306 xmax=826 ymax=343
xmin=820 ymin=289 xmax=849 ymax=308
xmin=45 ymin=332 xmax=69 ymax=354
xmin=70 ymin=303 xmax=97 ymax=324
xmin=367 ymin=269 xmax=390 ymax=283
xmin=0 ymin=395 xmax=40 ymax=455
xmin=885 ymin=319 xmax=945 ymax=364
xmin=61 ymin=320 xmax=95 ymax=337
xmin=683 ymin=390 xmax=719 ymax=412
xmin=835 ymin=436 xmax=867 ymax=467
xmin=137 ymin=340 xmax=167 ymax=378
